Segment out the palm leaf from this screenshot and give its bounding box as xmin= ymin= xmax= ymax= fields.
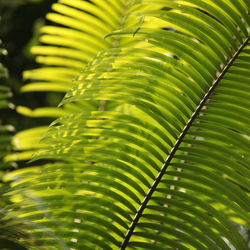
xmin=5 ymin=0 xmax=250 ymax=249
xmin=10 ymin=0 xmax=164 ymax=162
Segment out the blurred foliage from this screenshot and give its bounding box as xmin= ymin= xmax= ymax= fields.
xmin=0 ymin=0 xmax=57 ymax=131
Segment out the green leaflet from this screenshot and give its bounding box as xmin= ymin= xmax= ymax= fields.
xmin=3 ymin=0 xmax=250 ymax=249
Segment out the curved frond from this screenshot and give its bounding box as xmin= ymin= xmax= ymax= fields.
xmin=11 ymin=0 xmax=165 ymax=162
xmin=6 ymin=0 xmax=250 ymax=249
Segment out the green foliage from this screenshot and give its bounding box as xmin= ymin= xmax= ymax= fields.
xmin=0 ymin=43 xmax=14 ymax=170
xmin=1 ymin=0 xmax=250 ymax=249
xmin=0 ymin=40 xmax=30 ymax=250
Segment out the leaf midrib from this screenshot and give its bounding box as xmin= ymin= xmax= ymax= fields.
xmin=119 ymin=36 xmax=250 ymax=249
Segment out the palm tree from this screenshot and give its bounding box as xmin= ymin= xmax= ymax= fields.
xmin=1 ymin=0 xmax=250 ymax=249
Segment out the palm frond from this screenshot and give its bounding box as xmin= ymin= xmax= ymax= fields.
xmin=9 ymin=0 xmax=164 ymax=162
xmin=5 ymin=0 xmax=250 ymax=249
